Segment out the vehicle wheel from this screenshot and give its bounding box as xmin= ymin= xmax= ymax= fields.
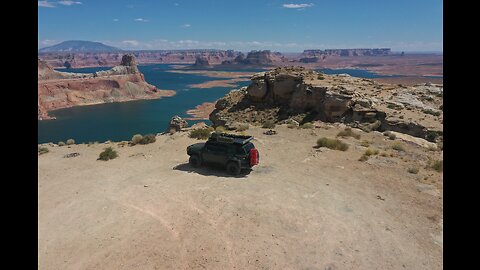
xmin=226 ymin=162 xmax=241 ymax=175
xmin=189 ymin=155 xmax=201 ymax=167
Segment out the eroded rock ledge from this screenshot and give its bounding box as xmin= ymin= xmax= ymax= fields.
xmin=38 ymin=54 xmax=175 ymax=120
xmin=209 ymin=66 xmax=443 ymax=142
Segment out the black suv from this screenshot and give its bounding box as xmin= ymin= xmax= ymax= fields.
xmin=186 ymin=133 xmax=259 ymax=175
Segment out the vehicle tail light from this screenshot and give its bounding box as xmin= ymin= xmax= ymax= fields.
xmin=249 ymin=148 xmax=259 ymax=166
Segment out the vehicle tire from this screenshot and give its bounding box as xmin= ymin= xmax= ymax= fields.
xmin=189 ymin=155 xmax=201 ymax=167
xmin=226 ymin=162 xmax=241 ymax=175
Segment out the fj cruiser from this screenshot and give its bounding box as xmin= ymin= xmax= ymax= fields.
xmin=186 ymin=133 xmax=259 ymax=175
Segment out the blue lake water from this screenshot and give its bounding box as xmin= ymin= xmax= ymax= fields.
xmin=38 ymin=64 xmax=254 ymax=143
xmin=38 ymin=65 xmax=442 ymax=143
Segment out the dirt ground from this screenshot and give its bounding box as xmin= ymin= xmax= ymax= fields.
xmin=38 ymin=124 xmax=443 ymax=269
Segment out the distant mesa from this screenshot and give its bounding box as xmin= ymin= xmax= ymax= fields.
xmin=301 ymin=48 xmax=391 ymax=58
xmin=38 ymin=40 xmax=122 ymax=53
xmin=221 ymin=50 xmax=285 ymax=66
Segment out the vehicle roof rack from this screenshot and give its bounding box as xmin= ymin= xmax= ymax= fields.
xmin=208 ymin=132 xmax=253 ymax=145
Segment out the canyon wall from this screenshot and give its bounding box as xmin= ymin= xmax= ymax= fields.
xmin=38 ymin=54 xmax=175 ymax=120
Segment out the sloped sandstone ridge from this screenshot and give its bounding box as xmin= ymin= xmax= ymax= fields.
xmin=210 ymin=66 xmax=443 ymax=142
xmin=38 ymin=54 xmax=175 ymax=120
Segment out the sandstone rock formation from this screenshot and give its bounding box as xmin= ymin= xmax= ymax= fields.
xmin=38 ymin=54 xmax=175 ymax=120
xmin=168 ymin=115 xmax=188 ymax=132
xmin=221 ymin=50 xmax=286 ymax=66
xmin=209 ymin=66 xmax=443 ymax=142
xmin=192 ymin=56 xmax=211 ymax=68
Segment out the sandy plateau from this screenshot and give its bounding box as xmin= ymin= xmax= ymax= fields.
xmin=38 ymin=124 xmax=442 ymax=269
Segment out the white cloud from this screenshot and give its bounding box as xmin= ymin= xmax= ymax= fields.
xmin=181 ymin=24 xmax=191 ymax=28
xmin=38 ymin=1 xmax=55 ymax=7
xmin=282 ymin=3 xmax=314 ymax=9
xmin=113 ymin=19 xmax=119 ymax=22
xmin=121 ymin=40 xmax=140 ymax=47
xmin=134 ymin=18 xmax=149 ymax=22
xmin=38 ymin=39 xmax=59 ymax=48
xmin=57 ymin=1 xmax=82 ymax=6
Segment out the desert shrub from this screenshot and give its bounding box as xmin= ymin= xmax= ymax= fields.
xmin=235 ymin=123 xmax=249 ymax=131
xmin=407 ymin=167 xmax=419 ymax=174
xmin=316 ymin=137 xmax=349 ymax=151
xmin=131 ymin=134 xmax=143 ymax=145
xmin=364 ymin=148 xmax=379 ymax=156
xmin=428 ymin=160 xmax=443 ymax=172
xmin=384 ymin=131 xmax=396 ymax=140
xmin=317 ymin=74 xmax=325 ymax=80
xmin=262 ymin=120 xmax=276 ymax=129
xmin=189 ymin=128 xmax=212 ymax=139
xmin=38 ymin=147 xmax=49 ymax=155
xmin=361 ymin=120 xmax=382 ymax=132
xmin=215 ymin=126 xmax=226 ymax=133
xmin=358 ymin=155 xmax=369 ymax=161
xmin=392 ymin=142 xmax=405 ymax=151
xmin=426 ymin=131 xmax=439 ymax=142
xmin=380 ymin=152 xmax=389 ymax=157
xmin=98 ymin=147 xmax=118 ymax=161
xmin=66 ymin=139 xmax=75 ymax=145
xmin=300 ymin=122 xmax=314 ymax=129
xmin=360 ymin=140 xmax=370 ymax=147
xmin=337 ymin=128 xmax=361 ymax=139
xmin=139 ymin=134 xmax=156 ymax=144
xmin=58 ymin=141 xmax=65 ymax=146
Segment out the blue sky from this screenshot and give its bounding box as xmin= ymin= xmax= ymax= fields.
xmin=38 ymin=0 xmax=443 ymax=52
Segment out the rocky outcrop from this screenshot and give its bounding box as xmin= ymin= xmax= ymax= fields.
xmin=38 ymin=55 xmax=175 ymax=120
xmin=209 ymin=66 xmax=443 ymax=142
xmin=168 ymin=115 xmax=188 ymax=131
xmin=192 ymin=56 xmax=211 ymax=67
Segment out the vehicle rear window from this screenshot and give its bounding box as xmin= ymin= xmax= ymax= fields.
xmin=242 ymin=142 xmax=255 ymax=154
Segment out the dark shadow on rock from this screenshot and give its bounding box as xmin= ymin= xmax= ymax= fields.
xmin=173 ymin=163 xmax=251 ymax=178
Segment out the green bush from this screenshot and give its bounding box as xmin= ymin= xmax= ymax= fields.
xmin=428 ymin=160 xmax=443 ymax=172
xmin=98 ymin=147 xmax=118 ymax=161
xmin=131 ymin=134 xmax=143 ymax=145
xmin=58 ymin=141 xmax=65 ymax=146
xmin=316 ymin=137 xmax=349 ymax=151
xmin=300 ymin=122 xmax=314 ymax=129
xmin=262 ymin=120 xmax=276 ymax=129
xmin=38 ymin=147 xmax=49 ymax=155
xmin=139 ymin=134 xmax=156 ymax=145
xmin=392 ymin=142 xmax=405 ymax=151
xmin=66 ymin=139 xmax=75 ymax=145
xmin=337 ymin=128 xmax=361 ymax=139
xmin=364 ymin=148 xmax=379 ymax=156
xmin=189 ymin=128 xmax=212 ymax=139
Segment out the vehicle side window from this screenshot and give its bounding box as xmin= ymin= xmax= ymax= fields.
xmin=206 ymin=143 xmax=227 ymax=153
